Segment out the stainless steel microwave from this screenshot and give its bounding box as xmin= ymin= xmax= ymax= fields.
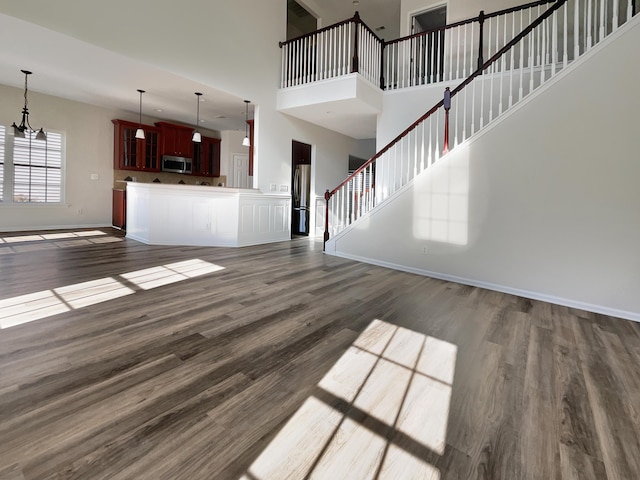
xmin=162 ymin=155 xmax=192 ymax=174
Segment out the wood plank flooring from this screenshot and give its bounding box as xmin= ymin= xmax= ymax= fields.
xmin=0 ymin=228 xmax=639 ymax=479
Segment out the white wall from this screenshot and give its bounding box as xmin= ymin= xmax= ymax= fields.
xmin=0 ymin=84 xmax=116 ymax=230
xmin=327 ymin=18 xmax=640 ymax=320
xmin=400 ymin=0 xmax=526 ymax=36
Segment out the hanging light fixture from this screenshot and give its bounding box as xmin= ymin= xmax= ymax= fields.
xmin=192 ymin=92 xmax=202 ymax=143
xmin=11 ymin=69 xmax=46 ymax=141
xmin=242 ymin=100 xmax=251 ymax=147
xmin=135 ymin=89 xmax=145 ymax=140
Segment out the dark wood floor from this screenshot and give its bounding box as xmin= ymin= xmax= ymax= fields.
xmin=0 ymin=228 xmax=639 ymax=480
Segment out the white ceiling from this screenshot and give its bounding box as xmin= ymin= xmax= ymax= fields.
xmin=0 ymin=0 xmax=400 ymax=138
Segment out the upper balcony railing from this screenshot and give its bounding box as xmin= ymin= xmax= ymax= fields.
xmin=278 ymin=0 xmax=596 ymax=90
xmin=279 ymin=12 xmax=383 ymax=88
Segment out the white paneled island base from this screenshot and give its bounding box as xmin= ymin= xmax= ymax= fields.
xmin=126 ymin=183 xmax=290 ymax=247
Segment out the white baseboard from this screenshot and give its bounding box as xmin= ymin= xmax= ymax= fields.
xmin=325 ymin=250 xmax=640 ymax=323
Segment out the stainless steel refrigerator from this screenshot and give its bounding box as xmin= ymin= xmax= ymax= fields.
xmin=292 ymin=164 xmax=311 ymax=235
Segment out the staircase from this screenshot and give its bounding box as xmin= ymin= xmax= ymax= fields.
xmin=315 ymin=0 xmax=637 ymax=245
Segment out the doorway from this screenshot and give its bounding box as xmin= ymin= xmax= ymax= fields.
xmin=231 ymin=153 xmax=250 ymax=188
xmin=410 ymin=5 xmax=447 ymax=84
xmin=291 ymin=140 xmax=312 ymax=236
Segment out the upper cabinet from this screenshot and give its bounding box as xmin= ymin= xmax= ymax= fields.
xmin=112 ymin=119 xmax=160 ymax=171
xmin=155 ymin=122 xmax=194 ymax=159
xmin=113 ymin=119 xmax=220 ymax=177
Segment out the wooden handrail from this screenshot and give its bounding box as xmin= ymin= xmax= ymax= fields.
xmin=279 ymin=11 xmax=384 ymax=48
xmin=327 ymin=0 xmax=567 ymax=199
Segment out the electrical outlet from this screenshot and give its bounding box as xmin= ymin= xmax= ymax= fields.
xmin=270 ymin=183 xmax=277 ymax=191
xmin=280 ymin=184 xmax=289 ymax=192
xmin=90 ymin=173 xmax=99 ymax=180
xmin=77 ymin=208 xmax=83 ymax=215
xmin=422 ymin=246 xmax=428 ymax=254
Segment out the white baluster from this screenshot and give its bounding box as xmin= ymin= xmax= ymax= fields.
xmin=612 ymin=0 xmax=619 ymax=31
xmin=551 ymin=9 xmax=557 ymax=76
xmin=519 ymin=10 xmax=524 ymax=101
xmin=529 ymin=24 xmax=535 ymax=95
xmin=509 ymin=12 xmax=515 ymax=107
xmin=420 ymin=120 xmax=426 ymax=171
xmin=453 ymin=94 xmax=459 ymax=147
xmin=462 ymin=23 xmax=473 ymax=78
xmin=456 ymin=27 xmax=461 ymax=80
xmin=628 ymin=0 xmax=633 ymax=22
xmin=600 ymin=0 xmax=606 ymax=40
xmin=562 ymin=2 xmax=568 ymax=68
xmin=574 ymin=0 xmax=581 ymax=59
xmin=487 ymin=17 xmax=493 ymax=71
xmin=471 ymin=78 xmax=476 ymax=135
xmin=587 ymin=0 xmax=593 ymax=49
xmin=541 ymin=18 xmax=546 ymax=84
xmin=435 ymin=111 xmax=440 ymax=162
xmin=428 ymin=116 xmax=433 ymax=167
xmin=463 ymin=83 xmax=468 ymax=142
xmin=448 ymin=28 xmax=454 ymax=81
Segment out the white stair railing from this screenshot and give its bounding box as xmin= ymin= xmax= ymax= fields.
xmin=324 ymin=0 xmax=637 ymax=244
xmin=383 ymin=0 xmax=557 ymax=90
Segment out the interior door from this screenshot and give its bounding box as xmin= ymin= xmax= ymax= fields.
xmin=232 ymin=153 xmax=250 ymax=188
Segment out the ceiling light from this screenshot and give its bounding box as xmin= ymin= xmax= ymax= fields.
xmin=135 ymin=89 xmax=145 ymax=140
xmin=11 ymin=69 xmax=46 ymax=141
xmin=192 ymin=92 xmax=202 ymax=143
xmin=242 ymin=100 xmax=251 ymax=147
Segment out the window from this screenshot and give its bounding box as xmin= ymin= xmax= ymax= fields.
xmin=0 ymin=127 xmax=64 ymax=204
xmin=0 ymin=126 xmax=4 ymax=202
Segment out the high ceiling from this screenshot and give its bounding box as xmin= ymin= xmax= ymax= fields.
xmin=0 ymin=0 xmax=401 ymax=138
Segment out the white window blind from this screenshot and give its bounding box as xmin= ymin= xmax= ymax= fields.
xmin=0 ymin=125 xmax=4 ymax=202
xmin=12 ymin=131 xmax=63 ymax=203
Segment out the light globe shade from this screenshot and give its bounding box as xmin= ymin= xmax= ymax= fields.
xmin=242 ymin=136 xmax=250 ymax=147
xmin=135 ymin=128 xmax=145 ymax=140
xmin=192 ymin=131 xmax=202 ymax=143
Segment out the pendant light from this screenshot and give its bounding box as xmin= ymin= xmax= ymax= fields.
xmin=11 ymin=70 xmax=46 ymax=141
xmin=242 ymin=100 xmax=251 ymax=147
xmin=135 ymin=89 xmax=145 ymax=140
xmin=192 ymin=92 xmax=202 ymax=143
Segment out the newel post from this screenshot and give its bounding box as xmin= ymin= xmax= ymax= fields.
xmin=442 ymin=87 xmax=451 ymax=155
xmin=477 ymin=10 xmax=485 ymax=71
xmin=323 ymin=189 xmax=331 ymax=250
xmin=352 ymin=11 xmax=360 ymax=73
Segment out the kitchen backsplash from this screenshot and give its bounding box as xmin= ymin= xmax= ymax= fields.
xmin=114 ymin=169 xmax=226 ymax=189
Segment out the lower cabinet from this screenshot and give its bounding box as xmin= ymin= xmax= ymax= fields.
xmin=112 ymin=189 xmax=126 ymax=229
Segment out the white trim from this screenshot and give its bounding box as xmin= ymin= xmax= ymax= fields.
xmin=0 ymin=223 xmax=110 ymax=233
xmin=325 ymin=250 xmax=640 ymax=323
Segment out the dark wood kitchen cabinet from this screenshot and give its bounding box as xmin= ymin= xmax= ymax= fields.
xmin=112 ymin=119 xmax=160 ymax=171
xmin=112 ymin=189 xmax=126 ymax=229
xmin=193 ymin=136 xmax=221 ymax=177
xmin=156 ymin=122 xmax=194 ymax=158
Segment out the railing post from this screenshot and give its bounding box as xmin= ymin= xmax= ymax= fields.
xmin=352 ymin=11 xmax=360 ymax=73
xmin=323 ymin=189 xmax=331 ymax=250
xmin=477 ymin=10 xmax=485 ymax=70
xmin=442 ymin=87 xmax=451 ymax=155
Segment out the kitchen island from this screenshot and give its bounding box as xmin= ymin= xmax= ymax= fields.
xmin=126 ymin=182 xmax=290 ymax=247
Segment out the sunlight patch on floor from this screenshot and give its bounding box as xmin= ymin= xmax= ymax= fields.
xmin=0 ymin=259 xmax=224 ymax=329
xmin=243 ymin=319 xmax=457 ymax=479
